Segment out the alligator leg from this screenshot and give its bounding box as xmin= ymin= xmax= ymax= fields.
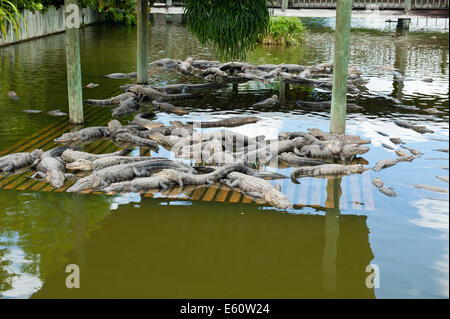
xmin=30 ymin=171 xmax=46 ymax=180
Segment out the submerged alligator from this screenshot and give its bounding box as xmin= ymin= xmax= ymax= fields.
xmin=294 ymin=100 xmax=363 ymax=111
xmin=372 ymin=177 xmax=397 ymax=197
xmin=186 ymin=116 xmax=259 ymax=128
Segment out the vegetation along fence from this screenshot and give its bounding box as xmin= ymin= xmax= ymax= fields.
xmin=170 ymin=0 xmax=449 ymax=9
xmin=0 ymin=6 xmax=104 ymax=47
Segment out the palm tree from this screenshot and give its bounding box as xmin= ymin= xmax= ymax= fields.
xmin=0 ymin=0 xmax=25 ymax=40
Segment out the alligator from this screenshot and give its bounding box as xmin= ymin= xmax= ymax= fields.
xmin=67 ymin=159 xmax=195 ymax=192
xmin=102 ymin=176 xmax=176 ymax=193
xmin=400 ymin=145 xmax=424 ymax=155
xmin=294 ymin=100 xmax=363 ymax=111
xmin=200 ymin=67 xmax=228 ymax=78
xmin=376 ymin=131 xmax=389 ymax=137
xmin=187 ymin=116 xmax=259 ymax=128
xmin=290 ymin=164 xmax=368 ymax=183
xmin=371 ymin=177 xmax=397 ymax=197
xmin=191 ymin=59 xmax=221 ymax=69
xmin=62 ymin=148 xmax=130 ymax=163
xmin=278 ymin=131 xmax=321 ymax=144
xmin=47 ymin=110 xmax=67 ymax=117
xmin=413 ymin=184 xmax=448 ymax=194
xmin=155 ymin=163 xmax=264 ymax=187
xmin=54 ymin=126 xmax=110 ymax=144
xmin=148 ymin=58 xmax=180 ymax=68
xmin=31 ymin=147 xmax=74 ymax=188
xmin=105 ymin=72 xmax=137 ymax=79
xmin=84 ymin=92 xmax=135 ymax=105
xmin=252 ymin=95 xmax=279 ymax=108
xmin=279 ymin=63 xmax=306 ymax=73
xmin=178 ymin=57 xmax=194 ymax=75
xmin=381 ymin=143 xmax=395 ymax=150
xmin=390 ymin=137 xmax=406 ymax=145
xmin=152 ymin=100 xmax=189 ymax=115
xmin=372 ymin=155 xmax=417 ymax=172
xmin=279 ymin=152 xmax=327 ymax=166
xmin=423 ymin=108 xmax=441 ymax=114
xmin=112 ymin=97 xmax=139 ymax=118
xmin=0 ymin=149 xmax=43 ymax=173
xmin=394 ymin=120 xmax=434 ymax=134
xmin=434 ymin=148 xmax=449 ymax=153
xmin=66 ymin=155 xmax=166 ymax=171
xmin=223 ymin=172 xmax=291 ymax=209
xmin=339 ymin=144 xmax=370 ymax=161
xmin=110 ymin=131 xmax=159 ymax=150
xmin=307 ymin=128 xmax=371 ymax=145
xmin=395 ymin=150 xmax=409 ymax=157
xmin=244 ymin=137 xmax=306 ymax=163
xmin=86 ymin=83 xmax=99 ymax=88
xmin=295 ymin=142 xmax=343 ymax=160
xmin=127 ymin=85 xmax=194 ymax=102
xmin=436 ymin=176 xmax=449 ymax=183
xmin=256 ymin=64 xmax=279 ymax=72
xmin=131 ymin=112 xmax=164 ymax=130
xmin=8 ymin=91 xmax=19 ymax=100
xmin=148 ymin=132 xmax=181 ymax=147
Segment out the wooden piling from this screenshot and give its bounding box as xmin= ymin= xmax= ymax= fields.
xmin=330 ymin=0 xmax=352 ymax=134
xmin=65 ymin=0 xmax=83 ymax=124
xmin=137 ymin=0 xmax=149 ymax=84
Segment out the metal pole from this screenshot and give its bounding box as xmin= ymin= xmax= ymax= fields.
xmin=137 ymin=0 xmax=149 ymax=84
xmin=330 ymin=0 xmax=352 ymax=134
xmin=65 ymin=0 xmax=83 ymax=124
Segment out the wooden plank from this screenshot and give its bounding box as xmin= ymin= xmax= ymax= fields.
xmin=229 ymin=190 xmax=242 ymax=203
xmin=202 ymin=185 xmax=219 ymax=202
xmin=214 ymin=185 xmax=230 ymax=202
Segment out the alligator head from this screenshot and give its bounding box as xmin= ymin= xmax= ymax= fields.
xmin=154 ymin=169 xmax=183 ymax=187
xmin=264 ymin=190 xmax=292 ymax=210
xmin=54 ymin=132 xmax=81 ymax=144
xmin=47 ymin=169 xmax=66 ymax=188
xmin=66 ymin=159 xmax=94 ymax=171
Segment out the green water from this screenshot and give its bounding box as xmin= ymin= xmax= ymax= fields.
xmin=0 ymin=20 xmax=448 ymax=298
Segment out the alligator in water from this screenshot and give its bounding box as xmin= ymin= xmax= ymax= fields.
xmin=105 ymin=72 xmax=137 ymax=79
xmin=394 ymin=120 xmax=434 ymax=134
xmin=152 ymin=100 xmax=189 ymax=115
xmin=178 ymin=57 xmax=194 ymax=75
xmin=390 ymin=137 xmax=406 ymax=145
xmin=31 ymin=147 xmax=74 ymax=188
xmin=244 ymin=137 xmax=306 ymax=163
xmin=290 ymin=164 xmax=368 ymax=183
xmin=131 ymin=112 xmax=164 ymax=130
xmin=62 ymin=148 xmax=130 ymax=163
xmin=413 ymin=184 xmax=448 ymax=194
xmin=8 ymin=91 xmax=19 ymax=100
xmin=67 ymin=159 xmax=195 ymax=192
xmin=400 ymin=145 xmax=424 ymax=155
xmin=294 ymin=100 xmax=363 ymax=111
xmin=372 ymin=155 xmax=418 ymax=172
xmin=223 ymin=172 xmax=291 ymax=209
xmin=54 ymin=126 xmax=110 ymax=144
xmin=127 ymin=85 xmax=194 ymax=102
xmin=252 ymin=95 xmax=279 ymax=108
xmin=84 ymin=92 xmax=136 ymax=105
xmin=372 ymin=177 xmax=397 ymax=197
xmin=436 ymin=176 xmax=449 ymax=183
xmin=112 ymin=97 xmax=139 ymax=118
xmin=0 ymin=149 xmax=43 ymax=173
xmin=47 ymin=110 xmax=67 ymax=117
xmin=186 ymin=116 xmax=259 ymax=128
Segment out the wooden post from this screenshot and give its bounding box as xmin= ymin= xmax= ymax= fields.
xmin=137 ymin=0 xmax=149 ymax=84
xmin=282 ymin=0 xmax=288 ymax=10
xmin=330 ymin=0 xmax=352 ymax=134
xmin=404 ymin=0 xmax=412 ymax=11
xmin=65 ymin=0 xmax=83 ymax=124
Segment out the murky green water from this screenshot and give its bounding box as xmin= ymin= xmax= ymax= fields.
xmin=0 ymin=18 xmax=448 ymax=298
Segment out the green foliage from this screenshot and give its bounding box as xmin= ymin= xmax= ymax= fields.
xmin=0 ymin=0 xmax=26 ymax=39
xmin=184 ymin=0 xmax=270 ymax=61
xmin=259 ymin=16 xmax=306 ymax=46
xmin=10 ymin=0 xmax=138 ymax=25
xmin=82 ymin=0 xmax=138 ymax=25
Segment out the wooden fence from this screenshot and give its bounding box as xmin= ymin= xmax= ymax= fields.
xmin=170 ymin=0 xmax=449 ymax=9
xmin=0 ymin=6 xmax=104 ymax=47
